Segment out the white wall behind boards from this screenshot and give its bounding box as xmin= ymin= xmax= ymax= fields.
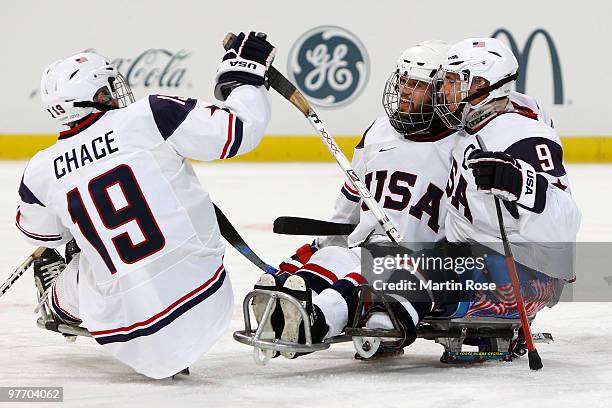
xmin=1 ymin=1 xmax=608 ymax=137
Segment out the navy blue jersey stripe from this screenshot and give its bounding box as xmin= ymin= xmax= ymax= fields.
xmin=15 ymin=222 xmax=62 ymax=242
xmin=295 ymin=271 xmax=331 ymax=293
xmin=341 ymin=186 xmax=360 ymax=203
xmin=226 ymin=117 xmax=244 ymax=158
xmin=18 ymin=176 xmax=44 ymax=206
xmin=94 ymin=270 xmax=226 ymax=345
xmin=329 ymin=279 xmax=358 ymax=298
xmin=149 ymin=95 xmax=198 ymax=140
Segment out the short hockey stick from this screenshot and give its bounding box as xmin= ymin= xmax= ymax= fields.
xmin=0 ymin=247 xmax=47 ymax=299
xmin=273 ymin=216 xmax=356 ymax=236
xmin=475 ymin=134 xmax=543 ymax=370
xmin=222 ymin=33 xmax=401 ymax=244
xmin=214 ymin=204 xmax=278 ymax=274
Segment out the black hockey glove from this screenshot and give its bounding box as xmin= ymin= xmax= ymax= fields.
xmin=467 ymin=149 xmax=548 ymax=213
xmin=214 ymin=31 xmax=276 ymax=101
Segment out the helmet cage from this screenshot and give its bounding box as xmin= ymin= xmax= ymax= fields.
xmin=73 ymin=73 xmax=134 ymax=113
xmin=434 ymin=69 xmax=471 ymax=129
xmin=111 ymin=73 xmax=135 ymax=108
xmin=382 ymin=70 xmax=436 ymax=136
xmin=435 ymin=68 xmax=518 ymax=129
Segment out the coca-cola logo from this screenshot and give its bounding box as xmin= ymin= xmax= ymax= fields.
xmin=111 ymin=49 xmax=190 ymax=88
xmin=30 ymin=49 xmax=191 ymax=99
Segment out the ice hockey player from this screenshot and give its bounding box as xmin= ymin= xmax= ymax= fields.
xmin=433 ymin=37 xmax=580 ymax=318
xmin=16 ymin=32 xmax=275 ymax=378
xmin=253 ymin=40 xmax=459 ymax=358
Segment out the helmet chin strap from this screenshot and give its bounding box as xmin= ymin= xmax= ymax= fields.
xmin=73 ymin=101 xmax=119 ymax=111
xmin=464 ymin=97 xmax=512 ymax=130
xmin=461 ymin=72 xmax=518 ymax=104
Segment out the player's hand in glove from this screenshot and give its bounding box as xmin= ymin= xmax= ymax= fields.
xmin=215 ymin=31 xmax=276 ymax=101
xmin=278 ymin=243 xmax=318 ymax=275
xmin=466 ymin=149 xmax=547 ymax=212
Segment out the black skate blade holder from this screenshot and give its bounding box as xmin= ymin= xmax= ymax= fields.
xmin=419 ymin=316 xmax=553 ymax=364
xmin=345 ymin=284 xmax=405 ymax=340
xmin=344 ymin=284 xmax=407 ymax=359
xmin=233 ymin=289 xmax=351 ymax=364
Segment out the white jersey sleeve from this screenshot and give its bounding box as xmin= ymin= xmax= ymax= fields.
xmin=155 ymin=85 xmax=271 ymax=161
xmin=16 ymin=163 xmax=72 ymax=247
xmin=514 ymin=180 xmax=580 ymax=242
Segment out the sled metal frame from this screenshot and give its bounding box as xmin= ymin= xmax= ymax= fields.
xmin=36 ymin=289 xmax=91 ymax=339
xmin=234 ymin=287 xmax=553 ymax=363
xmin=233 ymin=289 xmax=351 ymax=353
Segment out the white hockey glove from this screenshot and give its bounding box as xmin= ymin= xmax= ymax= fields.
xmin=467 ymin=149 xmax=548 ymax=213
xmin=214 ymin=31 xmax=276 ymax=101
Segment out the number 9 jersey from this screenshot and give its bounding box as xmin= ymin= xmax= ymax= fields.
xmin=16 ymin=85 xmax=271 ymax=378
xmin=444 ymin=94 xmax=581 ymax=281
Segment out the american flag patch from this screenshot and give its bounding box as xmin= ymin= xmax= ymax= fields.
xmin=473 ymin=41 xmax=485 ymax=48
xmin=75 ymin=56 xmax=88 ymax=63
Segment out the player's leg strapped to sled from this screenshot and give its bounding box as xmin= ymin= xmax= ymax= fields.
xmin=34 ymin=242 xmax=91 ymax=341
xmin=235 ymin=242 xmax=556 ymax=365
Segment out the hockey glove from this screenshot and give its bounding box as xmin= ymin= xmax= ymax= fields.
xmin=278 ymin=243 xmax=319 ymax=275
xmin=467 ymin=149 xmax=547 ymax=213
xmin=214 ymin=31 xmax=276 ymax=101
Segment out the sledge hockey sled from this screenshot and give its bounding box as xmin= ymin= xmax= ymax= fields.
xmin=233 ymin=284 xmax=553 ymax=365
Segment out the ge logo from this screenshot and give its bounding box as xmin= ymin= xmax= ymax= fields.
xmin=288 ymin=26 xmax=369 ymax=108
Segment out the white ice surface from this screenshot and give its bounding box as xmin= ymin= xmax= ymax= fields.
xmin=1 ymin=162 xmax=611 ymax=408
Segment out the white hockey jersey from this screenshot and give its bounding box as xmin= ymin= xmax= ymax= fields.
xmin=319 ymin=117 xmax=458 ymax=249
xmin=16 ymin=85 xmax=271 ymax=378
xmin=319 ymin=92 xmax=555 ymax=251
xmin=444 ymin=99 xmax=581 ymax=280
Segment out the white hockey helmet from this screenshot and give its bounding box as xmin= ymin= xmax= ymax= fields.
xmin=40 ymin=52 xmax=134 ymax=125
xmin=435 ymin=37 xmax=518 ymax=129
xmin=382 ymin=40 xmax=450 ymax=137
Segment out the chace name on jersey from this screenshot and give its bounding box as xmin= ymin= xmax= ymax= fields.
xmin=54 ymin=127 xmax=119 ymax=179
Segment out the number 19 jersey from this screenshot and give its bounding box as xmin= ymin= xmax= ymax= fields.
xmin=16 ymin=85 xmax=271 ymax=378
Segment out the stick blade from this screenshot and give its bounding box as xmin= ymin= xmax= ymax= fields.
xmin=528 ymin=349 xmax=544 ymax=370
xmin=273 ymin=216 xmax=356 ymax=236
